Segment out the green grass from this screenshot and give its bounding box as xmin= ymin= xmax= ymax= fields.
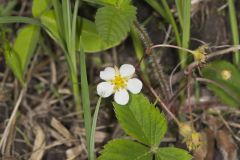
xmin=145 ymin=0 xmax=191 ymax=68
xmin=228 ymin=0 xmax=240 ymax=66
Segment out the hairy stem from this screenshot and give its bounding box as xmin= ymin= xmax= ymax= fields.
xmin=133 ymin=21 xmax=171 ymax=100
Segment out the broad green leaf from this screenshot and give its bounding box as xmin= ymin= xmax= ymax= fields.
xmin=156 ymin=147 xmax=192 ymax=160
xmin=2 ymin=36 xmax=24 ymax=85
xmin=32 ymin=0 xmax=50 ymax=17
xmin=13 ymin=25 xmax=40 ymax=73
xmin=202 ymin=60 xmax=240 ymax=108
xmin=114 ymin=93 xmax=167 ymax=147
xmin=99 ymin=139 xmax=152 ymax=160
xmin=40 ymin=10 xmax=63 ymax=46
xmin=3 ymin=25 xmax=40 ymax=85
xmin=95 ymin=4 xmax=136 ymax=45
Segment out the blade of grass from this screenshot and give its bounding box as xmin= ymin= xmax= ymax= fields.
xmin=79 ymin=39 xmax=92 ymax=158
xmin=52 ymin=0 xmax=82 ymax=116
xmin=161 ymin=0 xmax=181 ymax=46
xmin=89 ymin=97 xmax=102 ymax=160
xmin=228 ymin=0 xmax=240 ymax=66
xmin=1 ymin=0 xmax=17 ymax=16
xmin=62 ymin=0 xmax=77 ymax=72
xmin=0 ymin=16 xmax=41 ymax=25
xmin=175 ymin=0 xmax=183 ymax=29
xmin=180 ymin=0 xmax=191 ymax=67
xmin=52 ymin=0 xmax=64 ymax=43
xmin=144 ymin=0 xmax=168 ymax=21
xmin=145 ymin=0 xmax=182 ymax=65
xmin=71 ymin=0 xmax=79 ymax=55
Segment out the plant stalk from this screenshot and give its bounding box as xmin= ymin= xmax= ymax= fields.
xmin=89 ymin=97 xmax=102 ymax=160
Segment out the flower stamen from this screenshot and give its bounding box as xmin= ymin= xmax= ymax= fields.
xmin=111 ymin=75 xmax=127 ymax=91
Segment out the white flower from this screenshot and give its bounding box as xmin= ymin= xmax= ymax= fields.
xmin=97 ymin=64 xmax=143 ymax=105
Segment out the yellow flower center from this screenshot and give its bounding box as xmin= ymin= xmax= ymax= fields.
xmin=221 ymin=69 xmax=231 ymax=80
xmin=192 ymin=44 xmax=208 ymax=63
xmin=111 ymin=75 xmax=127 ymax=91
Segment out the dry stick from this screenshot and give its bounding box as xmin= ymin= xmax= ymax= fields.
xmin=0 ymin=88 xmax=25 ymax=155
xmin=135 ymin=66 xmax=180 ymax=126
xmin=150 ymin=87 xmax=180 ymax=126
xmin=0 ymin=47 xmax=41 ymax=155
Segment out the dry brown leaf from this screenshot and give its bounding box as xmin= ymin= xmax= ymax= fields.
xmin=50 ymin=117 xmax=73 ymax=140
xmin=193 ymin=132 xmax=207 ymax=160
xmin=48 ymin=127 xmax=72 ymax=147
xmin=95 ymin=131 xmax=108 ymax=143
xmin=1 ymin=156 xmax=18 ymax=160
xmin=0 ymin=89 xmax=25 ymax=156
xmin=29 ymin=124 xmax=46 ymax=160
xmin=66 ymin=145 xmax=83 ymax=160
xmin=204 ymin=129 xmax=215 ymax=160
xmin=216 ymin=129 xmax=238 ymax=160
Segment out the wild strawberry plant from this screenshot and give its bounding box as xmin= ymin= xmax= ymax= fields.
xmin=99 ymin=93 xmax=192 ymax=160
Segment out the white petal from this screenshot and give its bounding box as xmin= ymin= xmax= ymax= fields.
xmin=119 ymin=64 xmax=135 ymax=77
xmin=97 ymin=82 xmax=114 ymax=97
xmin=127 ymin=78 xmax=143 ymax=94
xmin=100 ymin=67 xmax=116 ymax=80
xmin=114 ymin=89 xmax=129 ymax=105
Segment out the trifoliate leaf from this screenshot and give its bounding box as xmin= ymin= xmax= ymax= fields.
xmin=99 ymin=139 xmax=152 ymax=160
xmin=202 ymin=60 xmax=240 ymax=108
xmin=114 ymin=93 xmax=167 ymax=147
xmin=155 ymin=147 xmax=192 ymax=160
xmin=95 ymin=4 xmax=136 ymax=45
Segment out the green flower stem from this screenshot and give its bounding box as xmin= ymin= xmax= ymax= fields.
xmin=89 ymin=97 xmax=102 ymax=160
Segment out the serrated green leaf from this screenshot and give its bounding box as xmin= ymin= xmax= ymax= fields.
xmin=114 ymin=93 xmax=167 ymax=147
xmin=99 ymin=139 xmax=152 ymax=160
xmin=155 ymin=147 xmax=192 ymax=160
xmin=32 ymin=0 xmax=50 ymax=17
xmin=83 ymin=0 xmax=131 ymax=6
xmin=202 ymin=60 xmax=240 ymax=108
xmin=78 ymin=18 xmax=119 ymax=52
xmin=95 ymin=4 xmax=136 ymax=45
